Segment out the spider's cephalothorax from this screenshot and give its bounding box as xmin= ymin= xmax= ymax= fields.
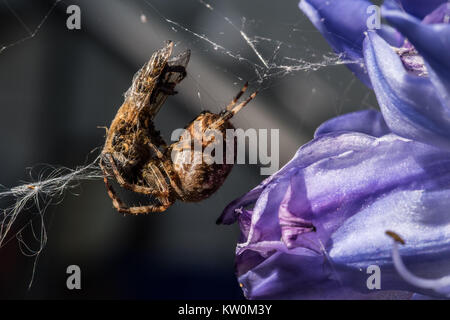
xmin=100 ymin=41 xmax=257 ymax=214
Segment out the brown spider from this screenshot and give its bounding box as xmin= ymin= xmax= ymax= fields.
xmin=99 ymin=41 xmax=257 ymax=214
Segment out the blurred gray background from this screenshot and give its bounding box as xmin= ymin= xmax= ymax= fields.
xmin=0 ymin=0 xmax=377 ymax=299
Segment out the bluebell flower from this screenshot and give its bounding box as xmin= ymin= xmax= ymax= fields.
xmin=301 ymin=0 xmax=450 ymax=148
xmin=218 ymin=1 xmax=450 ymax=299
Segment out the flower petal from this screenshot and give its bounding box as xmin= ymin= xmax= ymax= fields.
xmin=383 ymin=5 xmax=450 ymax=113
xmin=298 ymin=0 xmax=371 ymax=86
xmin=314 ymin=109 xmax=390 ymax=138
xmin=298 ymin=0 xmax=406 ymax=86
xmin=218 ymin=132 xmax=376 ymax=225
xmin=233 ymin=133 xmax=450 ymax=299
xmin=330 ymin=187 xmax=450 ymax=297
xmin=363 ymin=31 xmax=450 ymax=149
xmin=422 ymin=2 xmax=450 ymax=24
xmin=384 ymin=0 xmax=447 ymax=20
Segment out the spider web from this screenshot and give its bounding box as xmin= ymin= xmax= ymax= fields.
xmin=144 ymin=0 xmax=363 ymax=92
xmin=139 ymin=0 xmax=378 ymax=138
xmin=0 ymin=0 xmax=61 ymax=54
xmin=0 ymin=155 xmax=102 ymax=288
xmin=0 ymin=0 xmax=378 ymax=288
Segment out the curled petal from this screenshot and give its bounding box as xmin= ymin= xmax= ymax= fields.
xmin=422 ymin=2 xmax=450 ymax=24
xmin=314 ymin=109 xmax=390 ymax=138
xmin=383 ymin=5 xmax=450 ymax=113
xmin=383 ymin=0 xmax=447 ymax=19
xmin=299 ymin=0 xmax=405 ymax=86
xmin=298 ymin=0 xmax=371 ymax=86
xmin=363 ymin=31 xmax=450 ymax=149
xmin=375 ymin=24 xmax=404 ymax=47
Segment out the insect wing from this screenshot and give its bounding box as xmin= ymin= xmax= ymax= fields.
xmin=148 ymin=49 xmax=191 ymax=120
xmin=124 ymin=41 xmax=174 ymax=111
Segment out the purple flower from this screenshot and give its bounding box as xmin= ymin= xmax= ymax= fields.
xmin=301 ymin=0 xmax=450 ymax=149
xmin=218 ymin=1 xmax=450 ymax=299
xmin=367 ymin=2 xmax=450 ymax=150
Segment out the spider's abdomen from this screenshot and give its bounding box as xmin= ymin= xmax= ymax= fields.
xmin=169 ymin=112 xmax=236 ymax=202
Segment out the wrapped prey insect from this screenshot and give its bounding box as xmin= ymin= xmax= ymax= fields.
xmin=100 ymin=41 xmax=257 ymax=214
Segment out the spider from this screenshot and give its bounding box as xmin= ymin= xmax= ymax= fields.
xmin=100 ymin=41 xmax=257 ymax=214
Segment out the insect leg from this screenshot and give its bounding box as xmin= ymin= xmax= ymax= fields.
xmin=155 ymin=65 xmax=188 ymax=96
xmin=157 ymin=85 xmax=177 ymax=96
xmin=102 ymin=175 xmax=127 ymax=212
xmin=165 ymin=65 xmax=187 ymax=78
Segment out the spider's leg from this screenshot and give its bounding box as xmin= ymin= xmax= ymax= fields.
xmin=102 ymin=175 xmax=127 ymax=211
xmin=104 ymin=153 xmax=168 ymax=196
xmin=103 ymin=175 xmax=173 ymax=214
xmin=225 ymin=82 xmax=248 ymax=111
xmin=148 ymin=142 xmax=165 ymax=159
xmin=212 ymin=90 xmax=258 ymax=130
xmin=148 ymin=138 xmax=184 ymax=199
xmin=145 ymin=137 xmax=183 ymax=198
xmin=160 ymin=161 xmax=185 ymax=201
xmin=229 ymin=90 xmax=257 ymax=116
xmin=116 ymin=199 xmax=174 ymax=215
